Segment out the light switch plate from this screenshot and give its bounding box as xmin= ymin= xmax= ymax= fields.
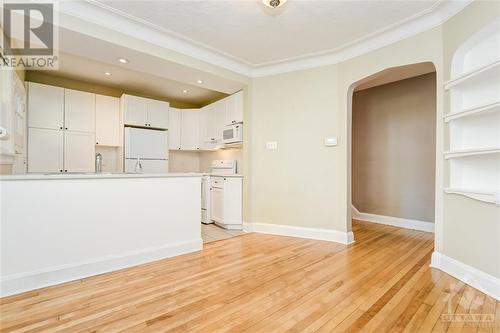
xmin=266 ymin=141 xmax=278 ymax=150
xmin=324 ymin=136 xmax=338 ymax=146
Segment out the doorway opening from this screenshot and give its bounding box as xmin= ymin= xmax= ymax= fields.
xmin=348 ymin=62 xmax=437 ymax=239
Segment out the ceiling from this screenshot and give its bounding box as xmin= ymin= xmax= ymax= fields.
xmin=93 ymin=0 xmax=440 ymax=66
xmin=38 ymin=52 xmax=227 ymax=108
xmin=355 ymin=62 xmax=436 ymax=91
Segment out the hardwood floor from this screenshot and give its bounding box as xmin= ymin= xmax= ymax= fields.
xmin=1 ymin=221 xmax=498 ymax=332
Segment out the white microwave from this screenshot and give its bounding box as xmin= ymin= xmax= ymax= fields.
xmin=222 ymin=124 xmax=243 ymax=144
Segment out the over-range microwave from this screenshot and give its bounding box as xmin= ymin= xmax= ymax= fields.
xmin=222 ymin=123 xmax=243 ymax=144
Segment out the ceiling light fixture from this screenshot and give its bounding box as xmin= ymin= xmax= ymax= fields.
xmin=182 ymin=89 xmax=188 ymax=94
xmin=196 ymin=79 xmax=203 ymax=84
xmin=104 ymin=72 xmax=112 ymax=76
xmin=262 ymin=0 xmax=287 ymax=9
xmin=117 ymin=57 xmax=129 ymax=64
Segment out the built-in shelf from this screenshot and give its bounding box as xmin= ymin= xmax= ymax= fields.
xmin=444 ymin=188 xmax=500 ymax=205
xmin=444 ymin=147 xmax=500 ymax=159
xmin=444 ymin=101 xmax=500 ymax=122
xmin=444 ymin=60 xmax=500 ymax=90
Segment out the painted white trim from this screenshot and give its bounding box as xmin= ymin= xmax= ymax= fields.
xmin=0 ymin=238 xmax=202 ymax=297
xmin=57 ymin=0 xmax=472 ymax=77
xmin=431 ymin=251 xmax=500 ymax=301
xmin=243 ymin=222 xmax=354 ymax=245
xmin=351 ymin=205 xmax=435 ymax=233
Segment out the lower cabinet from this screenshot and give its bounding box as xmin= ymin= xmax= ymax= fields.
xmin=27 ymin=128 xmax=95 ymax=173
xmin=210 ymin=176 xmax=242 ymax=230
xmin=28 ymin=128 xmax=64 ymax=173
xmin=64 ymin=131 xmax=95 ymax=172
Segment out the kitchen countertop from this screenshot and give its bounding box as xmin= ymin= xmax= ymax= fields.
xmin=204 ymin=173 xmax=244 ymax=178
xmin=0 ymin=172 xmax=203 ymax=181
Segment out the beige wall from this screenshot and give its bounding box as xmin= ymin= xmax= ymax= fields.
xmin=441 ymin=1 xmax=500 ymax=278
xmin=168 ymin=148 xmax=244 ymax=174
xmin=352 ymin=73 xmax=436 ymax=222
xmin=25 ymin=72 xmax=199 ymax=109
xmin=168 ymin=151 xmax=201 ymax=173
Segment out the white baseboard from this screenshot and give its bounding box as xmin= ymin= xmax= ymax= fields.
xmin=1 ymin=239 xmax=203 ymax=297
xmin=431 ymin=251 xmax=500 ymax=301
xmin=243 ymin=222 xmax=354 ymax=245
xmin=352 ymin=205 xmax=434 ymax=233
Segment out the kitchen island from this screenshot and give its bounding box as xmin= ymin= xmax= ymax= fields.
xmin=0 ymin=173 xmax=203 ymax=296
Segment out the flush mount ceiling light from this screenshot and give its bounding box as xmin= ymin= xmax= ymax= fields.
xmin=104 ymin=72 xmax=112 ymax=76
xmin=182 ymin=89 xmax=188 ymax=94
xmin=196 ymin=79 xmax=203 ymax=84
xmin=117 ymin=57 xmax=129 ymax=64
xmin=262 ymin=0 xmax=287 ymax=9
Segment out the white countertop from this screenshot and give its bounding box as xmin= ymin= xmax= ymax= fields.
xmin=0 ymin=172 xmax=203 ymax=181
xmin=204 ymin=173 xmax=244 ymax=178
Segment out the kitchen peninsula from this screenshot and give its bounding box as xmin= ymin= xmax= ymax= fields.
xmin=0 ymin=173 xmax=203 ymax=297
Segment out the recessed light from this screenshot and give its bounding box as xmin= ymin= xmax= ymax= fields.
xmin=182 ymin=89 xmax=188 ymax=94
xmin=196 ymin=79 xmax=203 ymax=84
xmin=104 ymin=72 xmax=112 ymax=76
xmin=117 ymin=57 xmax=129 ymax=64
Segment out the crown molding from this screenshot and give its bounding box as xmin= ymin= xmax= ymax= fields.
xmin=57 ymin=0 xmax=472 ymax=78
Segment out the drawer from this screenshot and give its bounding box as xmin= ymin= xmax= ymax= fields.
xmin=211 ymin=176 xmax=224 ymax=189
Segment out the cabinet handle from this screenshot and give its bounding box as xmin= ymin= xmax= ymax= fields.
xmin=59 ymin=126 xmax=63 ymax=129
xmin=64 ymin=170 xmax=67 ymax=172
xmin=60 ymin=169 xmax=63 ymax=172
xmin=65 ymin=127 xmax=68 ymax=130
xmin=96 ymin=142 xmax=99 ymax=145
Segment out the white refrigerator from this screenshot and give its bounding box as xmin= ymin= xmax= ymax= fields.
xmin=124 ymin=127 xmax=169 ymax=173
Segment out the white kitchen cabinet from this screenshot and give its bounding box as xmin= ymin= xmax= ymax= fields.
xmin=213 ymin=99 xmax=227 ymax=142
xmin=210 ymin=187 xmax=223 ymax=223
xmin=210 ymin=176 xmax=242 ymax=230
xmin=122 ymin=94 xmax=169 ymax=129
xmin=169 ymin=107 xmax=181 ymax=150
xmin=123 ymin=95 xmax=148 ymax=127
xmin=27 ymin=82 xmax=64 ymax=130
xmin=181 ymin=109 xmax=200 ymax=150
xmin=225 ymin=91 xmax=244 ymax=125
xmin=64 ymin=131 xmax=95 ymax=172
xmin=27 ymin=128 xmax=64 ymax=173
xmin=95 ymin=95 xmax=120 ymax=146
xmin=64 ymin=89 xmax=95 ymax=133
xmin=147 ymin=99 xmax=169 ymax=129
xmin=199 ymin=105 xmax=217 ymax=149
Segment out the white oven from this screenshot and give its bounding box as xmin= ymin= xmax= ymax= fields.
xmin=222 ymin=124 xmax=243 ymax=144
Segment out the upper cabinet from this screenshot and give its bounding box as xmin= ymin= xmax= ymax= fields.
xmin=147 ymin=99 xmax=169 ymax=129
xmin=95 ymin=95 xmax=120 ymax=146
xmin=225 ymin=91 xmax=244 ymax=125
xmin=169 ymin=107 xmax=181 ymax=150
xmin=64 ymin=89 xmax=95 ymax=133
xmin=27 ymin=82 xmax=64 ymax=130
xmin=199 ymin=105 xmax=217 ymax=149
xmin=213 ymin=99 xmax=227 ymax=143
xmin=122 ymin=94 xmax=169 ymax=129
xmin=181 ymin=109 xmax=200 ymax=150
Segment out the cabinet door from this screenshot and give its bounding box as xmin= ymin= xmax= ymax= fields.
xmin=64 ymin=131 xmax=95 ymax=172
xmin=123 ymin=95 xmax=148 ymax=127
xmin=95 ymin=95 xmax=120 ymax=146
xmin=28 ymin=82 xmax=64 ymax=130
xmin=210 ymin=187 xmax=223 ymax=223
xmin=181 ymin=109 xmax=200 ymax=150
xmin=147 ymin=99 xmax=169 ymax=129
xmin=64 ymin=89 xmax=95 ymax=132
xmin=198 ymin=106 xmax=214 ymax=149
xmin=226 ymin=91 xmax=243 ymax=125
xmin=27 ymin=128 xmax=64 ymax=173
xmin=168 ymin=107 xmax=181 ymax=150
xmin=213 ymin=100 xmax=227 ymax=142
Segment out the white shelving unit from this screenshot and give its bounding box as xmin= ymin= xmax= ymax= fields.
xmin=444 ymin=18 xmax=500 ymax=205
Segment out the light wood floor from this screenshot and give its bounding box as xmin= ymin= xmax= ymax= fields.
xmin=1 ymin=221 xmax=498 ymax=332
